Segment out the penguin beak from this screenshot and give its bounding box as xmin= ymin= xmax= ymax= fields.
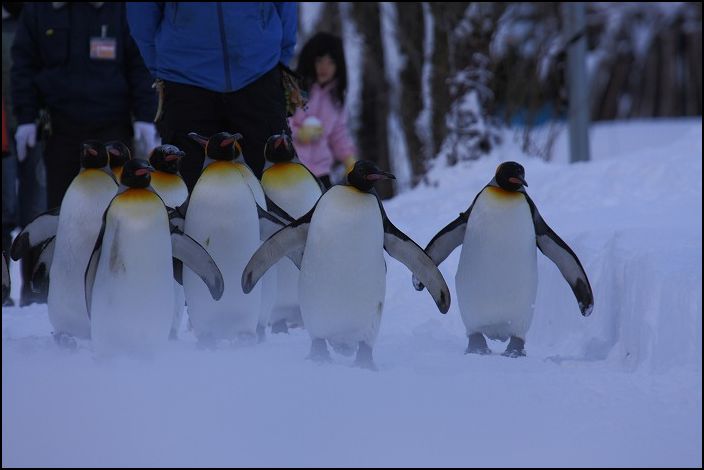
xmin=187 ymin=132 xmax=209 ymax=147
xmin=508 ymin=176 xmax=527 ymax=187
xmin=274 ymin=136 xmax=289 ymax=150
xmin=165 ymin=154 xmax=181 ymax=161
xmin=135 ymin=164 xmax=155 ymax=176
xmin=366 ymin=171 xmax=396 ymax=181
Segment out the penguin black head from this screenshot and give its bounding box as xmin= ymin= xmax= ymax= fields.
xmin=264 ymin=132 xmax=297 ymax=163
xmin=120 ymin=158 xmax=155 ymax=188
xmin=188 ymin=131 xmax=243 ymax=161
xmin=105 ymin=141 xmax=132 ymax=168
xmin=347 ymin=160 xmax=395 ymax=192
xmin=80 ymin=141 xmax=109 ymax=169
xmin=495 ymin=161 xmax=528 ymax=191
xmin=149 ymin=144 xmax=186 ymax=174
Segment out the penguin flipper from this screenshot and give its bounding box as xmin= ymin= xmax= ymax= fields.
xmin=10 ymin=206 xmax=60 ymax=261
xmin=84 ymin=242 xmax=102 ymax=320
xmin=383 ymin=219 xmax=451 ymax=314
xmin=31 ymin=237 xmax=55 ymax=295
xmin=264 ymin=195 xmax=296 ymax=224
xmin=168 ymin=197 xmax=189 ymax=232
xmin=257 ymin=204 xmax=288 ymax=241
xmin=84 ymin=212 xmax=108 ymax=319
xmin=242 ymin=211 xmax=312 ymax=294
xmin=2 ymin=251 xmax=9 ymax=304
xmin=413 ymin=210 xmax=470 ymax=290
xmin=525 ymin=194 xmax=594 ymax=316
xmin=173 ymin=258 xmax=184 ymax=285
xmin=170 ymin=229 xmax=224 ymax=301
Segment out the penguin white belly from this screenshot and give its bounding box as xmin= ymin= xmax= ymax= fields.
xmin=150 ymin=172 xmax=189 ymax=337
xmin=234 ymin=162 xmax=276 ymax=333
xmin=262 ymin=163 xmax=323 ymax=325
xmin=91 ymin=191 xmax=174 ymax=354
xmin=262 ymin=163 xmax=323 ymax=219
xmin=455 ymin=188 xmax=537 ymax=340
xmin=48 ymin=170 xmax=116 ymax=339
xmin=299 ymin=186 xmax=385 ymax=346
xmin=150 ymin=172 xmax=188 ymax=209
xmin=184 ymin=164 xmax=261 ymax=339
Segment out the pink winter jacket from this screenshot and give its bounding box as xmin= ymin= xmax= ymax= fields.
xmin=289 ymin=81 xmax=357 ymax=177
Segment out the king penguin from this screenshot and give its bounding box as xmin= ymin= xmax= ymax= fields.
xmin=182 ymin=132 xmax=284 ymax=346
xmin=86 ymin=159 xmax=224 ymax=356
xmin=149 ymin=144 xmax=189 ymax=339
xmin=242 ymin=160 xmax=451 ymax=369
xmin=260 ymin=132 xmax=324 ymax=334
xmin=105 ymin=141 xmax=132 ymax=182
xmin=414 ymin=161 xmax=594 ymax=357
xmin=11 ymin=141 xmax=118 ymax=347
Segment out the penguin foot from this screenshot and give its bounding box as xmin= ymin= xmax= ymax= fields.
xmin=501 ymin=336 xmax=526 ymax=358
xmin=465 ymin=333 xmax=491 ymax=355
xmin=2 ymin=296 xmax=14 ymax=307
xmin=53 ymin=332 xmax=78 ymax=350
xmin=271 ymin=319 xmax=289 ymax=334
xmin=353 ymin=342 xmax=378 ymax=371
xmin=256 ymin=325 xmax=266 ymax=343
xmin=307 ymin=338 xmax=331 ymax=363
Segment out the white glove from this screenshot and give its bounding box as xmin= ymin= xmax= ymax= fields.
xmin=15 ymin=123 xmax=37 ymax=162
xmin=133 ymin=121 xmax=160 ymax=154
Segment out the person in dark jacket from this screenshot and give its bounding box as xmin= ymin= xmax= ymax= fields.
xmin=126 ymin=2 xmax=297 ymax=189
xmin=11 ymin=2 xmax=158 ymax=209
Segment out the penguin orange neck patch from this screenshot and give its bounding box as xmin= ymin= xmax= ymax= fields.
xmin=486 ymin=186 xmax=523 ymax=200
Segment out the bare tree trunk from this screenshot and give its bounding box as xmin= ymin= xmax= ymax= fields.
xmin=349 ymin=2 xmax=393 ymax=199
xmin=396 ymin=3 xmax=425 ymax=184
xmin=428 ymin=3 xmax=466 ymax=165
xmin=637 ymin=45 xmax=658 ymax=117
xmin=659 ymin=29 xmax=678 ymax=117
xmin=598 ymin=54 xmax=632 ymax=120
xmin=685 ymin=28 xmax=702 ymax=116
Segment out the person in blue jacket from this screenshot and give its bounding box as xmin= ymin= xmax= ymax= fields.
xmin=127 ymin=2 xmax=297 ymax=189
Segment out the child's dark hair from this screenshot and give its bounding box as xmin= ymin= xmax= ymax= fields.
xmin=295 ymin=32 xmax=347 ymax=107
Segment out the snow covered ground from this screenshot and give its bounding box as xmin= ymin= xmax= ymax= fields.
xmin=2 ymin=118 xmax=701 ymax=467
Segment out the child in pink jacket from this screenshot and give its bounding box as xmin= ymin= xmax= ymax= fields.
xmin=289 ymin=32 xmax=356 ymax=188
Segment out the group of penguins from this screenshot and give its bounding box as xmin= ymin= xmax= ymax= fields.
xmin=2 ymin=130 xmax=594 ymax=369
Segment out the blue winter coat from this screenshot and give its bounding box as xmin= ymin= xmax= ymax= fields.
xmin=126 ymin=2 xmax=297 ymax=93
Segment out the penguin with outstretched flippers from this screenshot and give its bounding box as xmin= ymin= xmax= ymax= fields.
xmin=414 ymin=161 xmax=593 ymax=357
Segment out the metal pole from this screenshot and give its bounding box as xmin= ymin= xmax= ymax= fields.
xmin=563 ymin=2 xmax=591 ymax=163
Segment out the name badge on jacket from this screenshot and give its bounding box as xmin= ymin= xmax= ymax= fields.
xmin=90 ymin=37 xmax=117 ymax=60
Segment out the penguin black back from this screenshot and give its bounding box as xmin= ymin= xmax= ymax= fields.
xmin=150 ymin=144 xmax=186 ymax=174
xmin=80 ymin=141 xmax=109 ymax=169
xmin=120 ymin=159 xmax=154 ymax=188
